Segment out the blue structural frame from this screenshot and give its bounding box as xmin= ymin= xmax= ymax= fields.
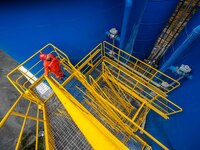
xmin=123 ymin=0 xmax=179 ymax=59
xmin=119 ymin=0 xmax=132 ymax=49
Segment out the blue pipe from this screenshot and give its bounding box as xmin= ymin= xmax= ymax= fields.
xmin=160 ymin=25 xmax=200 ymax=72
xmin=105 ymin=31 xmax=120 ymax=42
xmin=168 ymin=66 xmax=177 ymax=73
xmin=119 ymin=0 xmax=132 ymax=49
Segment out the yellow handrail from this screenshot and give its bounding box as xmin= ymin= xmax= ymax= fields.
xmin=103 ymin=41 xmax=180 ymax=93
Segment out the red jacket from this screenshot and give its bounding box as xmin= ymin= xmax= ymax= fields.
xmin=43 ymin=54 xmax=64 ymax=79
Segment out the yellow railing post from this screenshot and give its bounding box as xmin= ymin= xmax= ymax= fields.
xmin=0 ymin=95 xmax=23 ymax=128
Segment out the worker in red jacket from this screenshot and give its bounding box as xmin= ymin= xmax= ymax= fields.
xmin=39 ymin=53 xmax=65 ymax=80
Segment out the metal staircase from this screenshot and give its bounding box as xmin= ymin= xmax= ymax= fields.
xmin=0 ymin=42 xmax=183 ymax=150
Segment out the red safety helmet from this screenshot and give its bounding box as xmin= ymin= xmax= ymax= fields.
xmin=39 ymin=53 xmax=47 ymax=60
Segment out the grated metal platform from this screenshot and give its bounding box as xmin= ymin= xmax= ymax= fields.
xmin=46 ymin=96 xmax=92 ymax=150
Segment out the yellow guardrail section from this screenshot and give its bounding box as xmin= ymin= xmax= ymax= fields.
xmin=102 ymin=61 xmax=182 ymax=118
xmin=102 ymin=41 xmax=180 ymax=94
xmin=45 ymin=76 xmax=129 ymax=150
xmin=0 ymin=93 xmax=47 ymax=150
xmin=1 ymin=44 xmax=68 ymax=150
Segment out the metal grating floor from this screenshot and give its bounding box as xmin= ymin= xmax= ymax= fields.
xmin=46 ymin=96 xmax=92 ymax=150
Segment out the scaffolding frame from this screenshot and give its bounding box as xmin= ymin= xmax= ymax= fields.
xmin=0 ymin=41 xmax=183 ymax=150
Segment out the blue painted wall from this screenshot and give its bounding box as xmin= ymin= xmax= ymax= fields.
xmin=130 ymin=0 xmax=178 ymax=59
xmin=146 ymin=8 xmax=200 ymax=150
xmin=0 ymin=0 xmax=124 ymax=64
